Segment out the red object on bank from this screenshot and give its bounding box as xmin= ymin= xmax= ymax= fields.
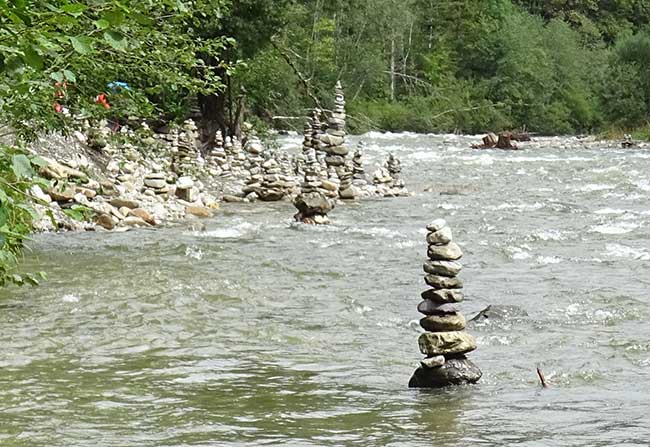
xmin=53 ymin=102 xmax=63 ymax=113
xmin=95 ymin=93 xmax=111 ymax=109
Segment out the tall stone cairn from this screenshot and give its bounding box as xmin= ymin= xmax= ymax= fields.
xmin=321 ymin=81 xmax=356 ymax=200
xmin=172 ymin=120 xmax=199 ymax=177
xmin=409 ymin=219 xmax=482 ymax=388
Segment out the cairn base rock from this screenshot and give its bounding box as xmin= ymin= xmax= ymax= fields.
xmin=408 ymin=357 xmax=482 ymax=388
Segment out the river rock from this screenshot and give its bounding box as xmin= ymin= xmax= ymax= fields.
xmin=424 ymin=274 xmax=463 ymax=289
xmin=420 ymin=355 xmax=445 ymax=368
xmin=418 ymin=331 xmax=476 ymax=356
xmin=130 ymin=208 xmax=156 ymax=225
xmin=185 ymin=205 xmax=212 ymax=218
xmin=110 ymin=198 xmax=139 ymax=209
xmin=294 ymin=192 xmax=333 ymax=216
xmin=423 ymin=260 xmax=462 ymax=277
xmin=144 ymin=178 xmax=167 ymax=189
xmin=421 ymin=288 xmax=464 ymax=303
xmin=427 ymin=242 xmax=463 ymax=261
xmin=417 ymin=301 xmax=460 ymax=315
xmin=420 ymin=313 xmax=466 ymax=332
xmin=95 ymin=213 xmax=115 ymax=230
xmin=426 ymin=226 xmax=453 ymax=245
xmin=409 ymin=357 xmax=482 ymax=388
xmin=426 ymin=218 xmax=447 ymax=232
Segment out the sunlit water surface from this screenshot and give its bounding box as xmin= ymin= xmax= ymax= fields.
xmin=2 ymin=133 xmax=650 ymax=446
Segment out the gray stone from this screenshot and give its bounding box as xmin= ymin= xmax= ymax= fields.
xmin=426 ymin=218 xmax=447 ymax=232
xmin=420 ymin=355 xmax=445 ymax=368
xmin=144 ymin=178 xmax=167 ymax=189
xmin=418 ymin=331 xmax=476 ymax=356
xmin=409 ymin=357 xmax=482 ymax=388
xmin=427 ymin=242 xmax=463 ymax=261
xmin=417 ymin=301 xmax=460 ymax=315
xmin=469 ymin=305 xmax=529 ymax=323
xmin=420 ymin=288 xmax=464 ymax=303
xmin=293 ymin=192 xmax=333 ymax=217
xmin=420 ymin=313 xmax=466 ymax=332
xmin=424 ymin=274 xmax=463 ymax=289
xmin=426 ymin=226 xmax=453 ymax=245
xmin=423 ymin=260 xmax=462 ymax=277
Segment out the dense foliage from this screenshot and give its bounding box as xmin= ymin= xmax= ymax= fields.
xmin=239 ymin=0 xmax=650 ymax=135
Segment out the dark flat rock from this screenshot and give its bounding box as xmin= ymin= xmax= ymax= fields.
xmin=408 ymin=357 xmax=482 ymax=388
xmin=417 ymin=301 xmax=460 ymax=315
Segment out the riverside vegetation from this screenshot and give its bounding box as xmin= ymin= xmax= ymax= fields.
xmin=2 ymin=0 xmax=650 ymax=285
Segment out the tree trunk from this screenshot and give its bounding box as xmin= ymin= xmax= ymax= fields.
xmin=198 ymin=92 xmax=228 ymax=145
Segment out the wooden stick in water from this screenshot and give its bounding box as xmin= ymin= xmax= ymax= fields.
xmin=537 ymin=366 xmax=549 ymax=388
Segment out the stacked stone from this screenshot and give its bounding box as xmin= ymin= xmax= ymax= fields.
xmin=337 ymin=162 xmax=355 ymax=200
xmin=352 ymin=144 xmax=368 ymax=188
xmin=143 ymin=171 xmax=170 ymax=197
xmin=172 ymin=120 xmax=200 ymax=177
xmin=292 ymin=144 xmax=334 ymax=224
xmin=386 ymin=153 xmax=405 ymax=189
xmin=207 ymin=130 xmax=229 ymax=176
xmin=409 ymin=219 xmax=481 ymax=388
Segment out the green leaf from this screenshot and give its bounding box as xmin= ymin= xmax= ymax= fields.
xmin=0 ymin=188 xmax=8 ymax=204
xmin=104 ymin=10 xmax=125 ymax=26
xmin=0 ymin=206 xmax=7 ymax=226
xmin=11 ymin=154 xmax=34 ymax=179
xmin=70 ymin=36 xmax=93 ymax=55
xmin=94 ymin=18 xmax=110 ymax=30
xmin=63 ymin=69 xmax=76 ymax=83
xmin=22 ymin=46 xmax=43 ymax=70
xmin=104 ymin=31 xmax=128 ymax=50
xmin=30 ymin=156 xmax=49 ymax=168
xmin=49 ymin=71 xmax=64 ymax=83
xmin=61 ymin=3 xmax=87 ymax=17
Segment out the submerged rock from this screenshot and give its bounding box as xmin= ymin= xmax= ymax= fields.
xmin=409 ymin=357 xmax=482 ymax=388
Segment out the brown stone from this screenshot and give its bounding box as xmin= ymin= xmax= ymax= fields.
xmin=421 ymin=288 xmax=464 ymax=303
xmin=424 ymin=274 xmax=463 ymax=289
xmin=185 ymin=205 xmax=212 ymax=218
xmin=420 ymin=313 xmax=466 ymax=332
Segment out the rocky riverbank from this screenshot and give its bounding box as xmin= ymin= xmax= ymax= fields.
xmin=25 ymin=87 xmax=410 ymax=233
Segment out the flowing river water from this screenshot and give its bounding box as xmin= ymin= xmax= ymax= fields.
xmin=2 ymin=133 xmax=650 ymax=446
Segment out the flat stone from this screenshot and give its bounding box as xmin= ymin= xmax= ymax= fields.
xmin=145 ymin=172 xmax=166 ymax=180
xmin=185 ymin=205 xmax=212 ymax=218
xmin=409 ymin=357 xmax=482 ymax=388
xmin=122 ymin=216 xmax=150 ymax=227
xmin=321 ymin=180 xmax=338 ymax=191
xmin=417 ymin=301 xmax=460 ymax=315
xmin=428 ymin=242 xmax=463 ymax=261
xmin=426 ymin=218 xmax=447 ymax=232
xmin=131 ymin=208 xmax=156 ymax=225
xmin=144 ymin=178 xmax=167 ymax=189
xmin=421 ymin=288 xmax=464 ymax=303
xmin=426 ymin=226 xmax=453 ymax=245
xmin=424 ymin=274 xmax=463 ymax=289
xmin=423 ymin=260 xmax=462 ymax=277
xmin=339 ymin=187 xmax=356 ymax=200
xmin=420 ymin=313 xmax=466 ymax=332
xmin=420 ymin=355 xmax=446 ymax=368
xmin=259 ymin=189 xmax=284 ymax=201
xmin=418 ymin=331 xmax=476 ymax=356
xmin=177 ymin=176 xmax=194 ymax=189
xmin=110 ymin=198 xmax=139 ymax=209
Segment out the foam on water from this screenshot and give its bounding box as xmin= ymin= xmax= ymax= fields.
xmin=591 ymin=221 xmax=639 ymax=235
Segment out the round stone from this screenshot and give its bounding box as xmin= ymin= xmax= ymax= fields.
xmin=418 ymin=331 xmax=476 ymax=356
xmin=424 ymin=274 xmax=463 ymax=289
xmin=409 ymin=357 xmax=482 ymax=388
xmin=417 ymin=301 xmax=460 ymax=315
xmin=426 ymin=219 xmax=447 ymax=232
xmin=423 ymin=260 xmax=462 ymax=277
xmin=428 ymin=242 xmax=463 ymax=261
xmin=420 ymin=313 xmax=466 ymax=332
xmin=426 ymin=226 xmax=453 ymax=245
xmin=421 ymin=289 xmax=464 ymax=303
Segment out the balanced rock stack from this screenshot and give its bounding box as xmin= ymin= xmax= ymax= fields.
xmin=352 ymin=144 xmax=368 ymax=188
xmin=172 ymin=120 xmax=200 ymax=177
xmin=143 ymin=171 xmax=170 ymax=197
xmin=409 ymin=219 xmax=482 ymax=388
xmin=207 ymin=130 xmax=229 ymax=176
xmin=293 ymin=145 xmax=334 ymax=224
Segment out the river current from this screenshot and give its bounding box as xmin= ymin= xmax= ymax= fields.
xmin=2 ymin=133 xmax=650 ymax=446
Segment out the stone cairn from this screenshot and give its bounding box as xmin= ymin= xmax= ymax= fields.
xmin=292 ymin=132 xmax=334 ymax=224
xmin=352 ymin=143 xmax=368 ymax=189
xmin=409 ymin=219 xmax=482 ymax=388
xmin=172 ymin=120 xmax=200 ymax=177
xmin=143 ymin=171 xmax=170 ymax=197
xmin=373 ymin=153 xmax=408 ymax=197
xmin=207 ymin=130 xmax=229 ymax=177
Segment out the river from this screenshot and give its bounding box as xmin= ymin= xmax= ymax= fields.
xmin=2 ymin=133 xmax=650 ymax=446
